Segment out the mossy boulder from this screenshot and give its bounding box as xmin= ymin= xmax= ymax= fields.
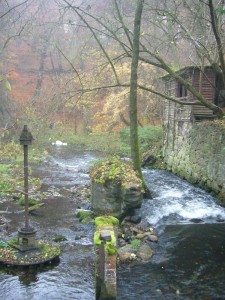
xmin=90 ymin=157 xmax=143 ymax=218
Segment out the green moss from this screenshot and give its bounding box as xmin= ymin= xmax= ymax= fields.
xmin=76 ymin=210 xmax=94 ymax=223
xmin=90 ymin=156 xmax=142 ymax=187
xmin=7 ymin=239 xmax=18 ymax=248
xmin=16 ymin=198 xmax=40 ymax=207
xmin=94 ymin=231 xmax=101 ymax=245
xmin=94 ymin=216 xmax=118 ymax=256
xmin=94 ymin=230 xmax=116 ymax=246
xmin=94 ymin=230 xmax=117 ymax=255
xmin=40 ymin=242 xmax=61 ymax=257
xmin=105 ymin=243 xmax=117 ymax=255
xmin=131 ymin=238 xmax=141 ymax=250
xmin=109 ymin=230 xmax=116 ymax=245
xmin=95 ymin=216 xmax=119 ymax=227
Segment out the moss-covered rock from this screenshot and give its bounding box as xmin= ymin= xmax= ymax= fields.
xmin=90 ymin=156 xmax=142 ymax=187
xmin=91 ymin=157 xmax=143 ymax=218
xmin=76 ymin=209 xmax=94 ymax=223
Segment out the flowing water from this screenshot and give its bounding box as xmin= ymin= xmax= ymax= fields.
xmin=0 ymin=146 xmax=225 ymax=300
xmin=117 ymin=169 xmax=225 ymax=300
xmin=0 ymin=146 xmax=98 ymax=300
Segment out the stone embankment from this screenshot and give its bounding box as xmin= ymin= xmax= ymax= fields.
xmin=163 ymin=121 xmax=225 ymax=205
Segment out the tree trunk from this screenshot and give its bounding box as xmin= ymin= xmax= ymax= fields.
xmin=129 ymin=0 xmax=148 ymax=192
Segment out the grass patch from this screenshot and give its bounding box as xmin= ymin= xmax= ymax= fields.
xmin=48 ymin=131 xmax=126 ymax=155
xmin=0 ymin=164 xmax=11 ymax=173
xmin=120 ymin=125 xmax=162 ymax=153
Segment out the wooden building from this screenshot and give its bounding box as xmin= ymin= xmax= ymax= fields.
xmin=163 ymin=66 xmax=225 ymax=119
xmin=162 ymin=66 xmax=225 ymax=155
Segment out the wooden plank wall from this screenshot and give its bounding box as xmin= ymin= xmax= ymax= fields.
xmin=191 ymin=68 xmax=215 ymax=116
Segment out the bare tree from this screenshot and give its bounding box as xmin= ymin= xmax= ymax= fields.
xmin=0 ymin=0 xmax=33 ymax=128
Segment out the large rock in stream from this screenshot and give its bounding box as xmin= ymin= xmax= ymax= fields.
xmin=91 ymin=181 xmax=143 ymax=218
xmin=90 ymin=157 xmax=143 ymax=219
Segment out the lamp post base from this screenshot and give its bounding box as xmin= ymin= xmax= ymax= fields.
xmin=17 ymin=227 xmax=37 ymax=251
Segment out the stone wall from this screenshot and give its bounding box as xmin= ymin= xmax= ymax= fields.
xmin=163 ymin=121 xmax=225 ymax=202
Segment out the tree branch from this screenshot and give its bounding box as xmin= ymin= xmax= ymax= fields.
xmin=0 ymin=0 xmax=30 ymax=19
xmin=62 ymin=0 xmax=120 ymax=85
xmin=208 ymin=0 xmax=225 ymax=84
xmin=114 ymin=0 xmax=133 ymax=47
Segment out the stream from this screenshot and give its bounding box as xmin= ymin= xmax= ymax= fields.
xmin=0 ymin=145 xmax=225 ymax=300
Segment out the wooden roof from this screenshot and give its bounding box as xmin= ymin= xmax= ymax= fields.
xmin=161 ymin=66 xmax=215 ymax=80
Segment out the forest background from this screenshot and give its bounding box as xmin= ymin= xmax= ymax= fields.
xmin=0 ymin=0 xmax=225 ymax=156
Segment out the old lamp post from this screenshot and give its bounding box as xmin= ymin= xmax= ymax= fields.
xmin=18 ymin=125 xmax=37 ymax=251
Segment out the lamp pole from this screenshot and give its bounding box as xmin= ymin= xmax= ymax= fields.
xmin=19 ymin=125 xmax=33 ymax=231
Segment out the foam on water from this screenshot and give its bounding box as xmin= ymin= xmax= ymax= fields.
xmin=143 ymin=169 xmax=225 ymax=226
